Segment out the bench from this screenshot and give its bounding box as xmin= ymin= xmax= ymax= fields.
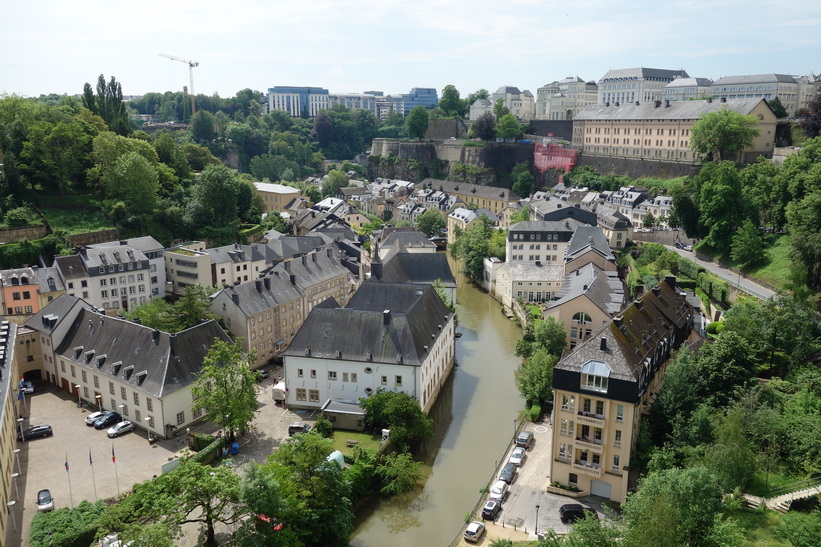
xmin=345 ymin=439 xmax=359 ymax=447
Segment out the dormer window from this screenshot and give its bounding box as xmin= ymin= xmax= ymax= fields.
xmin=580 ymin=360 xmax=611 ymax=393
xmin=123 ymin=365 xmax=134 ymax=381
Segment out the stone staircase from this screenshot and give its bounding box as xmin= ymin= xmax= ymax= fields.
xmin=765 ymin=484 xmax=821 ymax=514
xmin=744 ymin=476 xmax=821 ymax=514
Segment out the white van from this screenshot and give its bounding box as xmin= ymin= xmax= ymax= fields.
xmin=272 ymin=381 xmax=286 ymax=403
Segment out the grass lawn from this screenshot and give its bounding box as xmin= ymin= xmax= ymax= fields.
xmin=40 ymin=208 xmax=115 ymax=235
xmin=725 ymin=508 xmax=790 ymax=547
xmin=748 ymin=235 xmax=792 ymax=289
xmin=746 ymin=467 xmax=806 ymax=498
xmin=330 ymin=431 xmax=382 ymax=458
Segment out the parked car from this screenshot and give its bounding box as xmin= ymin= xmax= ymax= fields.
xmin=464 ymin=521 xmax=486 ymax=543
xmin=516 ymin=430 xmax=533 ymax=449
xmin=93 ymin=411 xmax=121 ymax=430
xmin=481 ymin=499 xmax=501 ymax=520
xmin=559 ymin=503 xmax=598 ymax=524
xmin=85 ymin=411 xmax=105 ymax=426
xmin=488 ymin=480 xmax=508 ymax=502
xmin=509 ymin=446 xmax=527 ymax=466
xmin=675 ymin=241 xmax=685 ymax=249
xmin=107 ymin=421 xmax=135 ymax=438
xmin=22 ymin=381 xmax=34 ymax=394
xmin=256 ymin=369 xmax=271 ymax=382
xmin=36 ymin=489 xmax=54 ymax=512
xmin=288 ymin=422 xmax=312 ymax=436
xmin=18 ymin=425 xmax=53 ymax=441
xmin=684 ymin=245 xmax=693 ymax=252
xmin=498 ymin=462 xmax=517 ymax=484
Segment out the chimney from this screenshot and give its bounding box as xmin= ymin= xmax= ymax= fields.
xmin=652 ymin=285 xmax=661 ymax=296
xmin=326 ymin=248 xmax=332 ymax=258
xmin=635 ymin=283 xmax=645 ymax=297
xmin=665 ymin=275 xmax=677 ymax=289
xmin=302 ymin=255 xmax=307 ymax=266
xmin=383 ymin=310 xmax=391 ymax=326
xmin=614 ymin=316 xmax=623 ymax=328
xmin=289 ymin=274 xmax=296 ymax=285
xmin=654 ymin=100 xmax=661 ymax=108
xmin=600 ymin=337 xmax=607 ymax=351
xmin=231 ymin=293 xmax=239 ymax=305
xmin=720 ymin=97 xmax=726 ymax=103
xmin=152 ymin=329 xmax=160 ymax=342
xmin=263 ymin=277 xmax=271 ymax=290
xmin=255 ymin=279 xmax=263 ymax=292
xmin=284 ymin=261 xmax=290 ymax=272
xmin=312 ymin=252 xmax=317 ymax=263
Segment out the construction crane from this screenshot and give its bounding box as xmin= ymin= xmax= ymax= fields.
xmin=159 ymin=53 xmax=199 ymax=116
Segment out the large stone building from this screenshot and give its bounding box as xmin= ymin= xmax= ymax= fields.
xmin=254 ymin=182 xmax=308 ymax=214
xmin=549 ymin=278 xmax=694 ymax=503
xmin=597 ymin=68 xmax=689 ymax=106
xmin=536 ymin=77 xmax=598 ymax=121
xmin=282 ymin=282 xmax=456 ymax=413
xmin=572 ymin=98 xmax=777 ymax=164
xmin=491 ymin=86 xmax=536 ymax=121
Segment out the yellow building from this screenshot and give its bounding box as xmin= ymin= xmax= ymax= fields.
xmin=421 ymin=179 xmax=520 ymax=217
xmin=0 ymin=319 xmax=24 ymax=545
xmin=572 ymin=98 xmax=777 ymax=164
xmin=549 ymin=278 xmax=694 ymax=502
xmin=253 ymin=182 xmax=308 ymax=214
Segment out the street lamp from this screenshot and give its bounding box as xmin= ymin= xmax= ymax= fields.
xmin=535 ymin=504 xmax=540 ymax=536
xmin=13 ymin=449 xmax=21 ymax=475
xmin=6 ymin=501 xmax=16 ymax=532
xmin=16 ymin=418 xmax=24 ymax=442
xmin=74 ymin=384 xmax=82 ymax=408
xmin=95 ymin=394 xmax=103 ymax=412
xmin=145 ymin=416 xmax=154 ymax=442
xmin=10 ymin=473 xmax=20 ymax=501
xmin=513 ymin=418 xmax=517 ymax=439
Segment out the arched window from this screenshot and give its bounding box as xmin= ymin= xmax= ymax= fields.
xmin=580 ymin=360 xmax=611 ymax=393
xmin=572 ymin=312 xmax=592 ymax=325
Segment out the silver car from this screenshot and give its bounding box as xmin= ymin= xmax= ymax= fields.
xmin=488 ymin=480 xmax=508 ymax=502
xmin=107 ymin=421 xmax=135 ymax=438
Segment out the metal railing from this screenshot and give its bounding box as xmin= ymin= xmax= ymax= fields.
xmin=767 ymin=475 xmax=821 ymax=498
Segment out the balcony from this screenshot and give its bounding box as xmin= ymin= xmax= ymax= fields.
xmin=572 ymin=462 xmax=602 ymax=478
xmin=576 ymin=410 xmax=605 ymax=426
xmin=574 ymin=437 xmax=603 ymax=453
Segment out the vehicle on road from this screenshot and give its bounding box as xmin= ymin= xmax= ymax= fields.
xmin=498 ymin=462 xmax=517 ymax=484
xmin=18 ymin=425 xmax=53 ymax=441
xmin=107 ymin=421 xmax=135 ymax=438
xmin=36 ymin=489 xmax=54 ymax=512
xmin=464 ymin=521 xmax=486 ymax=543
xmin=93 ymin=411 xmax=122 ymax=430
xmin=509 ymin=446 xmax=527 ymax=466
xmin=488 ymin=480 xmax=508 ymax=502
xmin=288 ymin=422 xmax=311 ymax=436
xmin=85 ymin=411 xmax=105 ymax=425
xmin=22 ymin=381 xmax=34 ymax=394
xmin=481 ymin=500 xmax=501 ymax=520
xmin=559 ymin=503 xmax=598 ymax=524
xmin=516 ymin=430 xmax=533 ymax=448
xmin=256 ymin=369 xmax=271 ymax=382
xmin=684 ymin=245 xmax=693 ymax=251
xmin=675 ymin=242 xmax=685 ymax=249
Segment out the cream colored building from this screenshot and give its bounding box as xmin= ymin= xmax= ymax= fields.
xmin=549 ymin=279 xmax=693 ymax=503
xmin=661 ymin=77 xmax=713 ymax=102
xmin=254 ymin=182 xmax=308 ymax=214
xmin=597 ymin=68 xmax=689 ymax=105
xmin=491 ymin=86 xmax=536 ymax=121
xmin=536 ymin=77 xmax=598 ymax=121
xmin=572 ymin=98 xmax=777 ymax=164
xmin=710 ymin=74 xmax=799 ymax=114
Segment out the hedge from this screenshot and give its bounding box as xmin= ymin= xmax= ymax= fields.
xmin=677 ymin=256 xmax=704 ymax=280
xmin=191 ymin=436 xmax=225 ymax=465
xmin=697 ymin=271 xmax=730 ymax=304
xmin=29 ymin=500 xmax=105 ymax=547
xmin=527 ymin=402 xmax=542 ymax=422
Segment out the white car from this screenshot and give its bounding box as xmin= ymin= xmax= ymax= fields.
xmin=107 ymin=421 xmax=135 ymax=438
xmin=509 ymin=446 xmax=527 ymax=466
xmin=22 ymin=381 xmax=34 ymax=394
xmin=464 ymin=521 xmax=485 ymax=543
xmin=37 ymin=489 xmax=54 ymax=512
xmin=488 ymin=480 xmax=508 ymax=502
xmin=85 ymin=411 xmax=106 ymax=426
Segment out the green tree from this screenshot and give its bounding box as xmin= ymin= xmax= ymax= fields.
xmin=767 ymin=96 xmax=789 ymax=118
xmin=184 ymin=164 xmax=244 ymax=231
xmin=359 ymin=390 xmax=433 ymax=452
xmin=493 ymin=99 xmax=510 ymax=119
xmin=105 ymin=151 xmax=159 ymax=215
xmin=515 ymin=348 xmax=557 ymax=404
xmin=787 ymin=189 xmax=821 ymax=291
xmin=191 ymin=338 xmax=260 ymax=439
xmin=20 ymin=119 xmax=93 ymax=196
xmin=740 ymin=156 xmax=786 ymax=230
xmin=510 ymin=206 xmax=530 ymax=223
xmin=701 ymin=406 xmax=757 ymax=491
xmin=649 ymin=349 xmax=701 ymax=446
xmin=513 ymin=170 xmax=534 ymax=198
xmin=234 ymin=462 xmax=288 ymax=547
xmin=87 ymin=131 xmax=160 ymax=196
xmin=376 ymin=452 xmax=424 ymax=495
xmin=730 ymin=218 xmax=765 ymax=267
xmin=472 ymin=112 xmax=497 ymax=141
xmin=695 ymin=330 xmax=756 ymax=407
xmin=798 ymin=93 xmax=821 ymax=138
xmin=464 ymin=89 xmax=490 ymax=112
xmin=405 ymin=106 xmax=429 ymax=139
xmin=642 ymin=211 xmax=656 ymax=228
xmin=699 ymin=161 xmax=747 ymax=252
xmin=264 ymin=211 xmax=290 ymax=234
xmin=690 ymin=107 xmax=760 ymax=162
xmin=432 ymin=278 xmax=455 ymax=312
xmin=495 ymin=114 xmax=523 ymax=140
xmin=621 ymin=466 xmax=741 ymax=547
xmin=438 ymin=85 xmax=465 ymax=117
xmin=179 ymin=142 xmax=221 ymax=171
xmin=416 ymin=208 xmax=445 ymax=236
xmin=533 ymin=317 xmax=567 ymax=356
xmin=323 ymin=169 xmax=350 ymax=197
xmin=190 ymin=110 xmax=217 ymax=142
xmin=449 ymin=216 xmax=493 ymax=283
xmin=82 ymin=74 xmax=131 ymax=135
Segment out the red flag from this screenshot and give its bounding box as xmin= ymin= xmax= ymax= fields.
xmin=111 ymin=444 xmax=116 ymax=463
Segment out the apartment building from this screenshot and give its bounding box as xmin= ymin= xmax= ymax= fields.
xmin=54 ymin=245 xmax=152 ymax=312
xmin=165 ymin=242 xmax=268 ymax=296
xmin=209 ymin=273 xmax=304 ymax=369
xmin=549 ymin=278 xmax=693 ymax=503
xmin=446 ymin=208 xmax=497 ymax=244
xmin=536 ymin=77 xmax=598 ymax=121
xmin=597 ymin=68 xmax=689 ymax=105
xmin=422 ymin=179 xmax=520 ymax=217
xmin=661 ymin=77 xmax=714 ymax=102
xmin=282 ymin=282 xmax=456 ymax=413
xmin=572 ymin=98 xmax=777 ymax=164
xmin=710 ymin=74 xmax=799 ymax=114
xmin=1 ymin=268 xmax=41 ymax=320
xmin=0 ymin=319 xmax=22 ymax=543
xmin=267 ymin=86 xmax=331 ymax=117
xmin=491 ymin=86 xmax=536 ymax=121
xmin=88 ymin=237 xmax=166 ymax=298
xmin=254 ymin=182 xmax=308 ymax=214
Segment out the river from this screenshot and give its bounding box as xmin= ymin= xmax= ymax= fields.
xmin=350 ymin=263 xmax=524 ymax=546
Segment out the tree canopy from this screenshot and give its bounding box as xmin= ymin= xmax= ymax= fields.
xmin=405 ymin=106 xmax=429 ymax=139
xmin=359 ymin=389 xmax=433 ymax=452
xmin=690 ymin=107 xmax=760 ymax=162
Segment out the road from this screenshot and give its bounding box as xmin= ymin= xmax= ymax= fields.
xmin=665 ymin=245 xmax=776 ymax=301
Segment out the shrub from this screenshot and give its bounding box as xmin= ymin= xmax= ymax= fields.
xmin=190 ymin=436 xmax=225 ymax=464
xmin=314 ymin=414 xmax=334 ymax=438
xmin=527 ymin=402 xmax=542 ymax=422
xmin=190 ymin=433 xmax=216 ymax=452
xmin=678 ymin=256 xmax=704 ymax=280
xmin=3 ymin=206 xmax=36 ymax=227
xmin=706 ymin=322 xmax=725 ymax=336
xmin=29 ymin=500 xmax=105 ymax=547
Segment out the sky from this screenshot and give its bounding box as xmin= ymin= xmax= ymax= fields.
xmin=3 ymin=1 xmax=821 ymax=100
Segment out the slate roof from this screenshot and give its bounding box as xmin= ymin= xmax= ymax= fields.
xmin=380 ymin=230 xmax=436 ymax=251
xmin=599 ymin=68 xmax=689 ymax=82
xmin=207 ymin=243 xmax=265 ymax=264
xmin=574 ymin=98 xmax=768 ymax=121
xmin=421 ymin=179 xmax=521 ymax=202
xmin=213 ymin=272 xmax=303 ymax=317
xmin=25 ymin=294 xmax=89 ymax=331
xmin=0 ymin=267 xmax=37 ymax=286
xmin=503 ymin=263 xmax=565 ymax=282
xmin=711 ymin=74 xmax=797 ymax=85
xmin=88 ymin=236 xmax=163 ymax=254
xmin=664 ymin=77 xmax=713 ymax=88
xmin=378 ymin=252 xmax=456 ymax=287
xmin=553 ymin=279 xmax=693 ymax=403
xmin=547 ymin=263 xmax=623 ymax=316
xmin=54 ymin=254 xmax=87 ymax=280
xmin=496 ymin=86 xmax=522 ymax=94
xmin=566 ymin=225 xmax=615 ymax=260
xmin=34 ymin=266 xmax=65 ymax=292
xmin=284 ymin=281 xmax=452 ymax=367
xmin=509 ymin=219 xmax=584 ymax=234
xmin=273 ymin=249 xmax=348 ymax=288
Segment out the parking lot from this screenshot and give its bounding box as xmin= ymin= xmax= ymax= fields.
xmin=458 ymin=417 xmax=608 ymax=545
xmin=9 ymin=370 xmax=313 ymax=547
